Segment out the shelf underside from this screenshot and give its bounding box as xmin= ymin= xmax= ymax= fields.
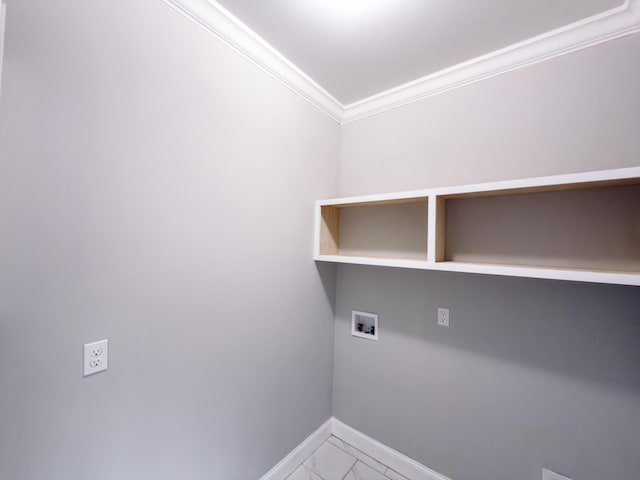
xmin=314 ymin=255 xmax=640 ymax=286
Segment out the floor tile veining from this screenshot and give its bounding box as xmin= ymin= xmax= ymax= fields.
xmin=344 ymin=461 xmax=388 ymax=480
xmin=288 ymin=436 xmax=410 ymax=480
xmin=327 ymin=437 xmax=387 ymax=474
xmin=303 ymin=442 xmax=357 ymax=480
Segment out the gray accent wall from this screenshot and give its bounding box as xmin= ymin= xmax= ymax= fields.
xmin=334 ymin=35 xmax=640 ymax=480
xmin=0 ymin=1 xmax=338 ymax=479
xmin=333 ymin=267 xmax=640 ymax=480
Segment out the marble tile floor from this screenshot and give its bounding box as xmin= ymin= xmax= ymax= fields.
xmin=287 ymin=436 xmax=409 ymax=480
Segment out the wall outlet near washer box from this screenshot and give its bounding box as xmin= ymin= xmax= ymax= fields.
xmin=437 ymin=307 xmax=450 ymax=327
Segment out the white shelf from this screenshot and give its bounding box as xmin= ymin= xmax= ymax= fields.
xmin=314 ymin=167 xmax=640 ymax=286
xmin=313 ymin=256 xmax=640 ymax=286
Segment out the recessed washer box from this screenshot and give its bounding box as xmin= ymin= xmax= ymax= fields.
xmin=351 ymin=310 xmax=378 ymax=341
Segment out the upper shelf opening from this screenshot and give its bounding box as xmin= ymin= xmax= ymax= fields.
xmin=442 ymin=184 xmax=640 ymax=272
xmin=319 ymin=198 xmax=428 ymax=260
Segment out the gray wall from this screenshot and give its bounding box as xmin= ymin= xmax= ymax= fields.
xmin=334 ymin=35 xmax=640 ymax=480
xmin=0 ymin=1 xmax=338 ymax=479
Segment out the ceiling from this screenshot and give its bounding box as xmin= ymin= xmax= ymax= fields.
xmin=214 ymin=0 xmax=623 ymax=105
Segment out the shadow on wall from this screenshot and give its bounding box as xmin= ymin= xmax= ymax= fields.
xmin=316 ymin=262 xmax=338 ymax=317
xmin=335 ymin=264 xmax=640 ymax=394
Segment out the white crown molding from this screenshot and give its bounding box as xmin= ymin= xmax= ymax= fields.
xmin=162 ymin=0 xmax=344 ymax=122
xmin=342 ymin=0 xmax=640 ymax=123
xmin=162 ymin=0 xmax=640 ymax=125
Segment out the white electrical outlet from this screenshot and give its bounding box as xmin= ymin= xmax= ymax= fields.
xmin=437 ymin=307 xmax=450 ymax=327
xmin=84 ymin=339 xmax=108 ymax=376
xmin=542 ymin=468 xmax=572 ymax=480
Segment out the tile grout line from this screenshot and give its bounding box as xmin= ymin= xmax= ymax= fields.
xmin=328 ymin=436 xmax=388 ymax=474
xmin=339 ymin=459 xmax=357 ymax=480
xmin=331 ymin=436 xmax=372 ymax=460
xmin=296 ymin=436 xmax=409 ymax=480
xmin=304 ymin=439 xmax=359 ymax=480
xmin=303 ymin=440 xmax=335 ymax=480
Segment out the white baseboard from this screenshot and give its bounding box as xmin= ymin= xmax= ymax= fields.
xmin=259 ymin=416 xmax=451 ymax=480
xmin=330 ymin=418 xmax=451 ymax=480
xmin=258 ymin=418 xmax=333 ymax=480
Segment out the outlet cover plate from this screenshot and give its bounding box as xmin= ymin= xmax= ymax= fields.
xmin=83 ymin=339 xmax=108 ymax=376
xmin=437 ymin=307 xmax=450 ymax=327
xmin=542 ymin=468 xmax=572 ymax=480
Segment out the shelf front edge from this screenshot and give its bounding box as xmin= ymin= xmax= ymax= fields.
xmin=314 ymin=256 xmax=640 ymax=286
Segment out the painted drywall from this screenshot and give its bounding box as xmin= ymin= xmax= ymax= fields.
xmin=0 ymin=1 xmax=338 ymax=479
xmin=339 ymin=36 xmax=640 ymax=196
xmin=334 ymin=35 xmax=640 ymax=480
